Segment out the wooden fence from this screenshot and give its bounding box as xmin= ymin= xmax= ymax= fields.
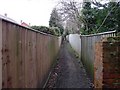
xmin=0 ymin=18 xmax=61 ymax=88
xmin=80 ymin=31 xmax=116 ymax=81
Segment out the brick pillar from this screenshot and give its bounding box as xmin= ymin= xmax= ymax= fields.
xmin=94 ymin=42 xmax=103 ymax=88
xmin=94 ymin=37 xmax=120 ymax=88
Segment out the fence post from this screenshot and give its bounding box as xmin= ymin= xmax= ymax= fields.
xmin=0 ymin=19 xmax=2 ymax=89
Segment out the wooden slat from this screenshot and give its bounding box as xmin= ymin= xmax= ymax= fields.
xmin=2 ymin=21 xmax=8 ymax=88
xmin=28 ymin=31 xmax=33 ymax=87
xmin=36 ymin=33 xmax=39 ymax=87
xmin=13 ymin=24 xmax=18 ymax=88
xmin=39 ymin=34 xmax=42 ymax=86
xmin=21 ymin=27 xmax=25 ymax=88
xmin=17 ymin=27 xmax=25 ymax=88
xmin=8 ymin=23 xmax=14 ymax=88
xmin=0 ymin=19 xmax=2 ymax=89
xmin=31 ymin=32 xmax=37 ymax=88
xmin=36 ymin=33 xmax=42 ymax=87
xmin=27 ymin=30 xmax=31 ymax=87
xmin=41 ymin=35 xmax=45 ymax=82
xmin=24 ymin=29 xmax=29 ymax=88
xmin=26 ymin=30 xmax=31 ymax=88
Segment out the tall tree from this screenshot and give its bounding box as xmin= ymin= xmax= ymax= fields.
xmin=82 ymin=1 xmax=92 ymax=34
xmin=49 ymin=8 xmax=64 ymax=35
xmin=81 ymin=1 xmax=120 ymax=34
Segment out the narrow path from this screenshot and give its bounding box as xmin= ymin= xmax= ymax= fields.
xmin=46 ymin=41 xmax=92 ymax=88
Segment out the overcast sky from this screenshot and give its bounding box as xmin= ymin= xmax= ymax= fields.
xmin=0 ymin=0 xmax=109 ymax=27
xmin=0 ymin=0 xmax=58 ymax=26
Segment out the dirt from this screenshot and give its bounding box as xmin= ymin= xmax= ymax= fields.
xmin=45 ymin=41 xmax=93 ymax=88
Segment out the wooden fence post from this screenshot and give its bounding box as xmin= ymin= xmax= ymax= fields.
xmin=0 ymin=19 xmax=2 ymax=89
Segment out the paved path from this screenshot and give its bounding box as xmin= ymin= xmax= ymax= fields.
xmin=46 ymin=41 xmax=92 ymax=88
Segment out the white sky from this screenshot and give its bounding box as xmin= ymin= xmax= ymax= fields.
xmin=0 ymin=0 xmax=58 ymax=26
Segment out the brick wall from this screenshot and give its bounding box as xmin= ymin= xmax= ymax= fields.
xmin=94 ymin=37 xmax=120 ymax=88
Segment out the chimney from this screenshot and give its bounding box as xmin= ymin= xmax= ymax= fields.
xmin=4 ymin=13 xmax=7 ymax=17
xmin=21 ymin=20 xmax=23 ymax=24
xmin=29 ymin=23 xmax=31 ymax=26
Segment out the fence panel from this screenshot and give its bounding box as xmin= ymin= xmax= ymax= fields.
xmin=81 ymin=31 xmax=116 ymax=81
xmin=0 ymin=19 xmax=61 ymax=88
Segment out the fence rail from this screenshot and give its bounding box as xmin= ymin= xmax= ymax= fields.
xmin=80 ymin=31 xmax=116 ymax=81
xmin=0 ymin=18 xmax=61 ymax=88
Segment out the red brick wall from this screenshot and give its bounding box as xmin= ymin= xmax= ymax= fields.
xmin=94 ymin=37 xmax=120 ymax=88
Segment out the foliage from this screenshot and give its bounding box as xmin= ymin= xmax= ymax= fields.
xmin=81 ymin=1 xmax=120 ymax=35
xmin=49 ymin=27 xmax=61 ymax=36
xmin=31 ymin=26 xmax=56 ymax=36
xmin=31 ymin=26 xmax=62 ymax=36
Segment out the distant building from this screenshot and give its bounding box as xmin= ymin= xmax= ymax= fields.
xmin=20 ymin=20 xmax=30 ymax=27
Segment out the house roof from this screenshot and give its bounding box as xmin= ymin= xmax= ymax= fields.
xmin=21 ymin=22 xmax=30 ymax=27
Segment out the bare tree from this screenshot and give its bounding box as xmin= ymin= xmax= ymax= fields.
xmin=56 ymin=0 xmax=84 ymax=33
